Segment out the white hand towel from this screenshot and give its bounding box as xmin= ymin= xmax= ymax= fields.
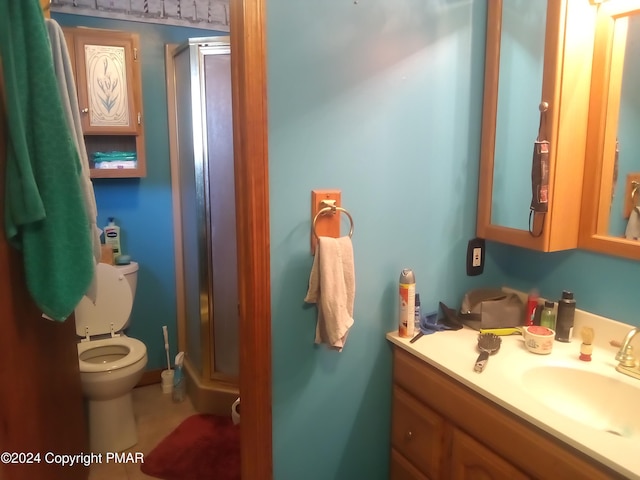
xmin=305 ymin=236 xmax=355 ymax=351
xmin=625 ymin=206 xmax=640 ymax=240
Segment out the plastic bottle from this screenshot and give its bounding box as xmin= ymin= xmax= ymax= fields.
xmin=104 ymin=217 xmax=121 ymax=258
xmin=555 ymin=291 xmax=576 ymax=342
xmin=414 ymin=294 xmax=422 ymax=336
xmin=540 ymin=301 xmax=556 ymax=330
xmin=525 ymin=289 xmax=539 ymax=326
xmin=172 ymin=352 xmax=186 ymax=403
xmin=398 ymin=269 xmax=416 ymax=338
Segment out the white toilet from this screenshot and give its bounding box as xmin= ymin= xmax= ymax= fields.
xmin=75 ymin=262 xmax=148 ymax=453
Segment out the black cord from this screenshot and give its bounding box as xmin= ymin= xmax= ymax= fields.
xmin=529 ymin=210 xmax=544 ymax=237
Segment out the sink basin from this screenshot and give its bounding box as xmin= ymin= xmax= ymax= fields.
xmin=521 ymin=366 xmax=640 ymax=438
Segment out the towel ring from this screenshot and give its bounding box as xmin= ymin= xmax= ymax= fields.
xmin=632 ymin=181 xmax=639 ymax=205
xmin=312 ymin=206 xmax=354 ymax=239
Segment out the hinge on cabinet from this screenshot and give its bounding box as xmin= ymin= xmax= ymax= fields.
xmin=137 ymin=112 xmax=141 ymax=125
xmin=134 ymin=48 xmax=138 ymax=61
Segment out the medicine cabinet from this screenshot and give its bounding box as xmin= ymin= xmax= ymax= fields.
xmin=63 ymin=27 xmax=146 ymax=178
xmin=476 ymin=0 xmax=596 ymax=251
xmin=579 ymin=1 xmax=640 ymax=261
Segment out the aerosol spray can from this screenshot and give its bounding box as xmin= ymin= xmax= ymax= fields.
xmin=398 ymin=269 xmax=416 ymax=338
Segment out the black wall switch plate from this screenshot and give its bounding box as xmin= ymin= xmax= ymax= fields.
xmin=466 ymin=237 xmax=485 ymax=276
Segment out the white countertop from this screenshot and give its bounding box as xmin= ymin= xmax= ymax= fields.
xmin=386 ymin=321 xmax=640 ymax=480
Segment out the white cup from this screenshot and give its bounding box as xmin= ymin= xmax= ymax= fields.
xmin=161 ymin=369 xmax=174 ymax=394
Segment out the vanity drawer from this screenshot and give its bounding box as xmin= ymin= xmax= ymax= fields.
xmin=390 ymin=448 xmax=430 ymax=480
xmin=391 ymin=385 xmax=445 ymax=479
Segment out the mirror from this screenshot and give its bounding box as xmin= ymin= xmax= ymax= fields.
xmin=491 ymin=0 xmax=547 ymax=232
xmin=579 ymin=1 xmax=640 ymax=261
xmin=478 ymin=0 xmax=595 ymax=252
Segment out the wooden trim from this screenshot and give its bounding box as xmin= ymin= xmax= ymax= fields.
xmin=230 ymin=0 xmax=273 ymax=477
xmin=184 ymin=357 xmax=239 ymax=415
xmin=597 ymin=16 xmax=626 ymax=233
xmin=40 ymin=0 xmax=51 ymax=18
xmin=165 ymin=44 xmax=188 ymax=354
xmin=480 ymin=224 xmax=548 ymax=251
xmin=476 ymin=0 xmax=501 ymax=239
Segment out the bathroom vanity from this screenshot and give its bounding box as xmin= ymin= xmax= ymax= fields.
xmin=387 ymin=318 xmax=639 ymax=480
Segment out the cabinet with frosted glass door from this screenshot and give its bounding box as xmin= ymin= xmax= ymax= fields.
xmin=64 ymin=27 xmax=146 ymax=178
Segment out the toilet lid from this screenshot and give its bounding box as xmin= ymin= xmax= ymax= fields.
xmin=75 ymin=263 xmax=133 ymax=337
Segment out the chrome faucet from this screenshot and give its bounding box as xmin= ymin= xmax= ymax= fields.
xmin=615 ymin=327 xmax=640 ymax=380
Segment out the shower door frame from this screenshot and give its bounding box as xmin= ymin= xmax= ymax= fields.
xmin=167 ymin=1 xmax=272 ymax=477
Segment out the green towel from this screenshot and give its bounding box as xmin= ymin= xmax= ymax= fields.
xmin=0 ymin=0 xmax=94 ymax=321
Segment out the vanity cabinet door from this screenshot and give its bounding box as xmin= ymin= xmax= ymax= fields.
xmin=449 ymin=428 xmax=530 ymax=480
xmin=476 ymin=0 xmax=595 ymax=251
xmin=64 ymin=27 xmax=146 ymax=178
xmin=391 ymin=347 xmax=623 ymax=480
xmin=390 ymin=449 xmax=430 ymax=480
xmin=391 ymin=385 xmax=445 ymax=480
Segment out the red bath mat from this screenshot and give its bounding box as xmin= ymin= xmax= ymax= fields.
xmin=141 ymin=414 xmax=240 ymax=480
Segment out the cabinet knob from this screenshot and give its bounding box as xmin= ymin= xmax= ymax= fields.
xmin=405 ymin=431 xmax=413 ymax=440
xmin=81 ymin=108 xmax=89 ymax=113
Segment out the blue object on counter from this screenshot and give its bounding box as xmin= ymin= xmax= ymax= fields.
xmin=409 ymin=310 xmax=454 ymax=343
xmin=115 ymin=254 xmax=131 ymax=265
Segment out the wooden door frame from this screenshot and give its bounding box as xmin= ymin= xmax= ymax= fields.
xmin=230 ymin=0 xmax=273 ymax=478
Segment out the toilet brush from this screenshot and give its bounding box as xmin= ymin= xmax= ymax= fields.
xmin=160 ymin=326 xmax=174 ymax=393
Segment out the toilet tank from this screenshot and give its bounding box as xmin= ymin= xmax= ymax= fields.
xmin=115 ymin=262 xmax=138 ymax=298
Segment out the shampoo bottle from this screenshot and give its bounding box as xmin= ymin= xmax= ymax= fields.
xmin=104 ymin=217 xmax=121 ymax=258
xmin=555 ymin=291 xmax=576 ymax=342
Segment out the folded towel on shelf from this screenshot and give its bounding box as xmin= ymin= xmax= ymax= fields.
xmin=304 ymin=236 xmax=356 ymax=351
xmin=92 ymin=151 xmax=138 ymax=161
xmin=94 ymin=160 xmax=138 ymax=169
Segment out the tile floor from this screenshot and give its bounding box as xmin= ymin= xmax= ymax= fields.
xmin=88 ymin=384 xmax=197 ymax=480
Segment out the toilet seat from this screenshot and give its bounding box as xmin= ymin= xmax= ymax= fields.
xmin=78 ymin=336 xmax=147 ymax=373
xmin=75 ymin=263 xmax=133 ymax=338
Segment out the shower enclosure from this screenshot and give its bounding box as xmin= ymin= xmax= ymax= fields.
xmin=166 ymin=37 xmax=239 ymax=413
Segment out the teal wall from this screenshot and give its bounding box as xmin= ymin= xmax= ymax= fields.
xmin=267 ymin=1 xmax=495 ymax=479
xmin=487 ymin=243 xmax=640 ymax=328
xmin=52 ymin=12 xmax=223 ymax=370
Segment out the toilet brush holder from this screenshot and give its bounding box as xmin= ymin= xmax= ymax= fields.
xmin=161 ymin=369 xmax=174 ymax=394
